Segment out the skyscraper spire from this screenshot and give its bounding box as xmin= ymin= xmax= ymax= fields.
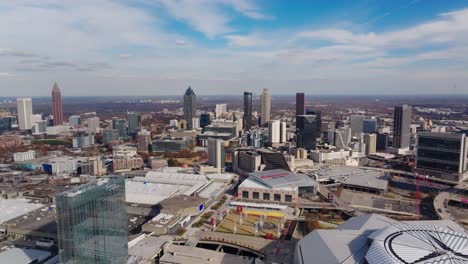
xmin=52 ymin=82 xmax=64 ymax=126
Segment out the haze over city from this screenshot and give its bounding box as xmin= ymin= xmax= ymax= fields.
xmin=1 ymin=0 xmax=468 ymax=95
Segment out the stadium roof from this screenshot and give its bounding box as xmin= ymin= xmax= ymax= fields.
xmin=295 ymin=214 xmax=468 ymax=264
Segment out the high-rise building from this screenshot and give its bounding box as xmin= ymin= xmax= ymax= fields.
xmin=376 ymin=133 xmax=389 ymax=151
xmin=260 ymin=88 xmax=271 ymax=126
xmin=393 ymin=105 xmax=412 ymax=149
xmin=137 ymin=130 xmax=151 ymax=153
xmin=0 ymin=116 xmax=16 ymax=133
xmin=52 ymin=82 xmax=64 ymax=126
xmin=363 ymin=133 xmax=377 ymax=155
xmin=113 ymin=118 xmax=128 ymax=139
xmin=350 ymin=115 xmax=365 ymax=138
xmin=363 ymin=118 xmax=377 ymax=134
xmin=269 ymin=120 xmax=281 ymax=144
xmin=102 ymin=129 xmax=120 ymax=144
xmin=243 ymin=91 xmax=253 ymax=131
xmin=215 ymin=104 xmax=227 ymax=119
xmin=280 ymin=122 xmax=287 ymax=143
xmin=69 ymin=115 xmax=81 ymax=126
xmin=333 ymin=127 xmax=352 ymax=149
xmin=200 ymin=113 xmax=211 ymax=129
xmin=127 ymin=112 xmax=139 ymax=136
xmin=416 ymin=132 xmax=468 ymax=182
xmin=87 ymin=116 xmax=100 ymax=134
xmin=56 ymin=176 xmax=128 ymax=264
xmin=191 ymin=117 xmax=200 ymax=130
xmin=296 ymin=115 xmax=318 ymax=150
xmin=183 ymin=86 xmax=196 ymax=130
xmin=307 ymin=109 xmax=322 ymax=137
xmin=72 ymin=134 xmax=95 ymax=148
xmin=16 ymin=98 xmax=33 ymax=130
xmin=207 ymin=138 xmax=225 ymax=172
xmin=296 ymin=93 xmax=305 ymax=116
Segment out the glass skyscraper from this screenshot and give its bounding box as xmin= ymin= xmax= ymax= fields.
xmin=296 ymin=115 xmax=319 ymax=150
xmin=56 ymin=176 xmax=128 ymax=264
xmin=243 ymin=91 xmax=253 ymax=131
xmin=183 ymin=86 xmax=196 ymax=130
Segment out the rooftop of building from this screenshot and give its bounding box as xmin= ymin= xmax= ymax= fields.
xmin=312 ymin=165 xmax=389 ymax=191
xmin=128 ymin=236 xmax=170 ymax=261
xmin=159 ymin=244 xmax=254 ymax=264
xmin=0 ymin=198 xmax=44 ymax=225
xmin=0 ymin=247 xmax=51 ymax=264
xmin=243 ymin=169 xmax=316 ymax=190
xmin=296 ymin=214 xmax=468 ymax=264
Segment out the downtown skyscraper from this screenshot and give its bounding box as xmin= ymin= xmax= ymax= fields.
xmin=296 ymin=93 xmax=305 ymax=116
xmin=393 ymin=105 xmax=412 ymax=149
xmin=260 ymin=88 xmax=271 ymax=126
xmin=243 ymin=91 xmax=253 ymax=131
xmin=16 ymin=98 xmax=33 ymax=130
xmin=56 ymin=176 xmax=128 ymax=264
xmin=183 ymin=86 xmax=196 ymax=130
xmin=52 ymin=82 xmax=64 ymax=126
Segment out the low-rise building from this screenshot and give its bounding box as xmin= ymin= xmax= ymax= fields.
xmin=13 ymin=150 xmax=36 ymax=162
xmin=238 ymin=169 xmax=317 ymax=204
xmin=151 ymin=137 xmax=193 ymax=153
xmin=0 ymin=135 xmax=21 ymax=149
xmin=113 ymin=155 xmax=143 ymax=172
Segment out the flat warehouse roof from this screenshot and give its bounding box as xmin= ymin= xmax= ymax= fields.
xmin=0 ymin=198 xmax=43 ymax=225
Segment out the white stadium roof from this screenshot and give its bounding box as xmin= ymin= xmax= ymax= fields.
xmin=295 ymin=214 xmax=468 ymax=264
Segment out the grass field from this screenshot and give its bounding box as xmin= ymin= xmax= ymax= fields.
xmin=215 ymin=211 xmax=283 ymax=238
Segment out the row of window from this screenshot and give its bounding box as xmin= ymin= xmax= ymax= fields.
xmin=242 ymin=191 xmax=292 ymax=202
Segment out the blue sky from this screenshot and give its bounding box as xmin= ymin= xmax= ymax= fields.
xmin=1 ymin=0 xmax=468 ymax=96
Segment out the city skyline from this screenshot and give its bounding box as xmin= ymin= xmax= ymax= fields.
xmin=1 ymin=1 xmax=468 ymax=96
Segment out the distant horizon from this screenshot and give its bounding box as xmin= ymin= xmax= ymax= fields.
xmin=1 ymin=1 xmax=468 ymax=95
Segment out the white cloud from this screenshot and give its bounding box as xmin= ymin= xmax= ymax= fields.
xmin=297 ymin=8 xmax=468 ymax=48
xmin=156 ymin=0 xmax=270 ymax=38
xmin=0 ymin=72 xmax=15 ymax=77
xmin=225 ymin=34 xmax=268 ymax=47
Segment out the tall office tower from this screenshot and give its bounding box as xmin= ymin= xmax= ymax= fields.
xmin=137 ymin=129 xmax=151 ymax=153
xmin=296 ymin=93 xmax=305 ymax=116
xmin=350 ymin=115 xmax=365 ymax=138
xmin=363 ymin=133 xmax=377 ymax=155
xmin=393 ymin=105 xmax=412 ymax=149
xmin=416 ymin=132 xmax=468 ymax=182
xmin=296 ymin=115 xmax=318 ymax=150
xmin=280 ymin=122 xmax=287 ymax=143
xmin=215 ymin=104 xmax=227 ymax=119
xmin=377 ymin=133 xmax=389 ymax=151
xmin=69 ymin=115 xmax=81 ymax=126
xmin=127 ymin=112 xmax=139 ymax=136
xmin=87 ymin=116 xmax=100 ymax=134
xmin=207 ymin=138 xmax=225 ymax=172
xmin=16 ymin=98 xmax=33 ymax=130
xmin=200 ymin=113 xmax=211 ymax=129
xmin=268 ymin=120 xmax=281 ymax=144
xmin=333 ymin=127 xmax=352 ymax=149
xmin=102 ymin=129 xmax=120 ymax=144
xmin=191 ymin=117 xmax=200 ymax=129
xmin=306 ymin=109 xmax=322 ymax=137
xmin=243 ymin=91 xmax=253 ymax=131
xmin=183 ymin=86 xmax=196 ymax=130
xmin=113 ymin=118 xmax=128 ymax=139
xmin=52 ymin=82 xmax=64 ymax=126
xmin=363 ymin=118 xmax=377 ymax=134
xmin=56 ymin=176 xmax=128 ymax=264
xmin=260 ymin=88 xmax=271 ymax=126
